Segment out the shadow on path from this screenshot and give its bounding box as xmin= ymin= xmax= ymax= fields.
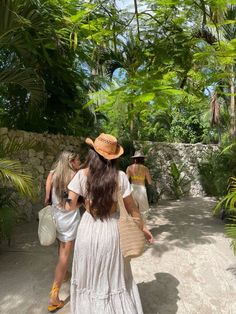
xmin=145 ymin=197 xmax=223 ymax=257
xmin=138 ymin=273 xmax=180 ymax=314
xmin=227 ymin=264 xmax=236 ymax=279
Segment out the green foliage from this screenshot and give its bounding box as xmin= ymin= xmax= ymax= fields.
xmin=214 ymin=177 xmax=236 ymax=215
xmin=225 ymin=217 xmax=236 ymax=254
xmin=90 ymin=1 xmax=235 ymax=143
xmin=146 ymin=184 xmax=161 ymax=204
xmin=0 ymin=0 xmax=110 ymax=135
xmin=117 ymin=138 xmax=135 ymax=172
xmin=0 ymin=188 xmax=17 ymax=243
xmin=0 ymin=0 xmax=235 ymax=141
xmin=214 ymin=177 xmax=236 ymax=254
xmin=199 ymin=142 xmax=236 ymax=196
xmin=0 ymin=138 xmax=36 ymax=243
xmin=169 ymin=162 xmax=191 ymax=199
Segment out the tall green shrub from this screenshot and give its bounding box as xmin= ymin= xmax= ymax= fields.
xmin=199 ymin=144 xmax=236 ymax=196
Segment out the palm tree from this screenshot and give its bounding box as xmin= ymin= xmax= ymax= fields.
xmin=194 ymin=3 xmax=236 ymax=137
xmin=91 ymin=33 xmax=146 ymax=137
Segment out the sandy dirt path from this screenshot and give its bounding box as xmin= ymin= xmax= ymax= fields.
xmin=0 ymin=197 xmax=236 ymax=314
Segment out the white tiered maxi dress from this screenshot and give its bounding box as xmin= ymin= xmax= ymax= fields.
xmin=68 ymin=170 xmax=144 ymax=314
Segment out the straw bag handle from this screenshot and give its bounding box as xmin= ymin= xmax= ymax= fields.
xmin=117 ymin=187 xmax=129 ymax=218
xmin=117 ymin=187 xmax=142 ymax=227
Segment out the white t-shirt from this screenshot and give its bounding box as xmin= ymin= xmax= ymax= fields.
xmin=68 ymin=169 xmax=132 ymax=199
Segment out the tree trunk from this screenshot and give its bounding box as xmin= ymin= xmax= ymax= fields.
xmin=133 ymin=0 xmax=140 ymax=39
xmin=229 ymin=66 xmax=235 ymax=138
xmin=128 ymin=103 xmax=134 ymax=137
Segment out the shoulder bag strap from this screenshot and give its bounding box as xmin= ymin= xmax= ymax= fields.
xmin=117 ymin=187 xmax=129 ymax=218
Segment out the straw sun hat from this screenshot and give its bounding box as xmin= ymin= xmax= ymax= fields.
xmin=85 ymin=133 xmax=124 ymax=160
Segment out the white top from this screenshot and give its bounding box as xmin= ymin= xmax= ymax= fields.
xmin=68 ymin=169 xmax=132 ymax=199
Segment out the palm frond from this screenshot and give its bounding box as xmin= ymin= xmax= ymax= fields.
xmin=214 ymin=192 xmax=236 ymax=215
xmin=0 ymin=137 xmax=38 ymax=157
xmin=0 ymin=67 xmax=45 ymax=107
xmin=221 ymin=142 xmax=236 ymax=154
xmin=0 ymin=158 xmax=35 ymax=198
xmin=214 ymin=176 xmax=236 ymax=215
xmin=225 ymin=217 xmax=236 ymax=254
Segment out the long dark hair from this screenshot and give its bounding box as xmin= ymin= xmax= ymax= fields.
xmin=85 ymin=149 xmax=118 ymax=219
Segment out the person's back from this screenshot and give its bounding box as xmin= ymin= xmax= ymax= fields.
xmin=66 ymin=134 xmax=153 ymax=314
xmin=45 ymin=151 xmax=81 ymax=313
xmin=126 ymin=152 xmax=152 ymax=215
xmin=127 ymin=163 xmax=151 ymax=186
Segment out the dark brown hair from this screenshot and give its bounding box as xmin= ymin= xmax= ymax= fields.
xmin=86 ymin=149 xmax=118 ymax=219
xmin=133 ymin=157 xmax=145 ymax=164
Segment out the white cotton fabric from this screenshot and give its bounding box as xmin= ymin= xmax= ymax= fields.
xmin=68 ymin=170 xmax=133 ymax=199
xmin=131 ymin=184 xmax=149 ymax=213
xmin=51 ymin=187 xmax=80 ymax=242
xmin=69 ymin=170 xmax=144 ymax=314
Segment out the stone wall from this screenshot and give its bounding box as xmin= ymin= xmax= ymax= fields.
xmin=0 ymin=128 xmax=83 ymax=221
xmin=0 ymin=128 xmax=219 ymax=220
xmin=134 ymin=141 xmax=219 ymax=199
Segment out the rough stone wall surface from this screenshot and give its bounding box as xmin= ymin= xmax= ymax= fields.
xmin=134 ymin=141 xmax=219 ymax=199
xmin=0 ymin=128 xmax=83 ymax=221
xmin=0 ymin=128 xmax=219 ymax=220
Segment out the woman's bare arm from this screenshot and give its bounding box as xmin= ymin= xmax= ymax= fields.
xmin=65 ymin=190 xmax=79 ymax=211
xmin=44 ymin=172 xmax=53 ymax=206
xmin=123 ymin=194 xmax=154 ymax=243
xmin=145 ymin=167 xmax=152 ymax=185
xmin=123 ymin=194 xmax=142 ymax=219
xmin=126 ymin=166 xmax=131 ymax=181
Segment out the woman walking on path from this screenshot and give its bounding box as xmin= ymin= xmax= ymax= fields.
xmin=126 ymin=152 xmax=152 ymax=217
xmin=44 ymin=151 xmax=81 ymax=312
xmin=66 ymin=133 xmax=153 ymax=314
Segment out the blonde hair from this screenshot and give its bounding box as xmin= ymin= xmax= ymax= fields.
xmin=52 ymin=151 xmax=79 ymax=206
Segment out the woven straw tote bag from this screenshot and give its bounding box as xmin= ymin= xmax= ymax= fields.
xmin=117 ymin=189 xmax=145 ymax=258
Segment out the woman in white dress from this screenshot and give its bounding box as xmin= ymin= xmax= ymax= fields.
xmin=66 ymin=133 xmax=153 ymax=314
xmin=44 ymin=151 xmax=81 ymax=312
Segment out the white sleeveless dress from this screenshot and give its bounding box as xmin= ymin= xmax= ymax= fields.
xmin=68 ymin=170 xmax=144 ymax=314
xmin=51 ymin=187 xmax=80 ymax=242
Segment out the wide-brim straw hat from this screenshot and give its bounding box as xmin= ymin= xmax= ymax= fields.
xmin=131 ymin=151 xmax=146 ymax=158
xmin=85 ymin=133 xmax=124 ymax=160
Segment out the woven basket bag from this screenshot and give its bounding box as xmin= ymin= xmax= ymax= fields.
xmin=117 ymin=189 xmax=145 ymax=258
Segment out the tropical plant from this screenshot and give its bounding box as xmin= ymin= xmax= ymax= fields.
xmin=214 ymin=177 xmax=236 ymax=253
xmin=0 ymin=0 xmax=235 ymax=142
xmin=225 ymin=217 xmax=236 ymax=254
xmin=0 ymin=138 xmax=35 ymax=243
xmin=214 ymin=177 xmax=236 ymax=215
xmin=169 ymin=162 xmax=191 ymax=199
xmin=0 ymin=0 xmax=46 ymax=108
xmin=199 ymin=140 xmax=236 ymax=197
xmin=0 ymin=0 xmax=107 ymax=135
xmin=193 ymin=2 xmax=236 ymax=138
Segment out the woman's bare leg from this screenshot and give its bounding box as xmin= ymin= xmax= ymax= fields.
xmin=49 ymin=240 xmax=74 ymax=304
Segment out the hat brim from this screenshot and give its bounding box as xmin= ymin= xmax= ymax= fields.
xmin=131 ymin=155 xmax=145 ymax=158
xmin=85 ymin=137 xmax=124 ymax=160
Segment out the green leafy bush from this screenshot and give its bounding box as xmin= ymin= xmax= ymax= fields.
xmin=199 ymin=144 xmax=236 ymax=196
xmin=169 ymin=162 xmax=191 ymax=199
xmin=214 ymin=177 xmax=236 ymax=254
